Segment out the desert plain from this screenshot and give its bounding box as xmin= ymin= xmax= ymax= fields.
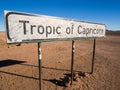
xmin=0 ymin=31 xmax=120 ymax=90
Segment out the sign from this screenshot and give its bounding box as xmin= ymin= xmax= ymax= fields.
xmin=5 ymin=10 xmax=106 ymax=43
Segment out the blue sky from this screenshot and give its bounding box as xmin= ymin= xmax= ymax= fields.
xmin=0 ymin=0 xmax=120 ymax=31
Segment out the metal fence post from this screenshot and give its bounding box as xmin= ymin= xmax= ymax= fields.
xmin=91 ymin=38 xmax=96 ymax=74
xmin=70 ymin=40 xmax=75 ymax=85
xmin=38 ymin=42 xmax=42 ymax=90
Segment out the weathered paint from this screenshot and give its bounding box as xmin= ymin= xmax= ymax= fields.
xmin=5 ymin=10 xmax=106 ymax=43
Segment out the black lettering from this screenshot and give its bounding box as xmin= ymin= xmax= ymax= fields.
xmin=53 ymin=27 xmax=56 ymax=34
xmin=97 ymin=29 xmax=99 ymax=34
xmin=71 ymin=24 xmax=74 ymax=34
xmin=19 ymin=20 xmax=29 ymax=35
xmin=38 ymin=25 xmax=44 ymax=34
xmin=46 ymin=26 xmax=52 ymax=37
xmin=90 ymin=28 xmax=93 ymax=35
xmin=100 ymin=29 xmax=103 ymax=34
xmin=66 ymin=27 xmax=71 ymax=34
xmin=31 ymin=25 xmax=36 ymax=34
xmin=56 ymin=26 xmax=61 ymax=34
xmin=86 ymin=28 xmax=90 ymax=36
xmin=77 ymin=25 xmax=82 ymax=34
xmin=93 ymin=29 xmax=97 ymax=34
xmin=82 ymin=28 xmax=86 ymax=34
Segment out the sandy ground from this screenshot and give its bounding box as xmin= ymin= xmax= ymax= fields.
xmin=0 ymin=32 xmax=120 ymax=90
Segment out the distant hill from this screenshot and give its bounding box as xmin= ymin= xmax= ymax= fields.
xmin=0 ymin=31 xmax=5 ymax=32
xmin=106 ymin=30 xmax=120 ymax=36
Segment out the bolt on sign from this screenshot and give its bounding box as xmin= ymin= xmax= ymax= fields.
xmin=5 ymin=10 xmax=106 ymax=43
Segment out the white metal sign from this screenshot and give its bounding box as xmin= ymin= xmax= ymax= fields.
xmin=5 ymin=10 xmax=106 ymax=43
